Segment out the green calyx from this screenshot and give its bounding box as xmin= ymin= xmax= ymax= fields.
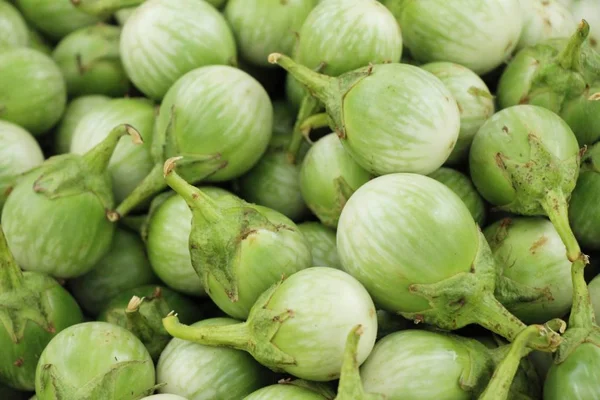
xmin=268 ymin=53 xmax=372 ymax=140
xmin=403 ymin=230 xmax=564 ymax=352
xmin=112 ymin=104 xmax=228 ymax=221
xmin=162 ymin=279 xmax=297 ymax=372
xmin=70 ymin=0 xmax=145 ymax=17
xmin=163 ymin=157 xmax=301 ymax=304
xmin=37 ymin=361 xmax=159 ymax=400
xmin=493 ymin=132 xmax=582 ymax=261
xmin=34 ymin=124 xmax=141 ymax=221
xmin=105 ymin=290 xmax=172 ymax=361
xmin=335 ymin=325 xmax=384 ymax=400
xmin=479 ymin=325 xmax=556 ymax=400
xmin=0 ymin=226 xmax=54 ymax=342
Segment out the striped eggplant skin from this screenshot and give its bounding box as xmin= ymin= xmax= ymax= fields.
xmin=297 ymin=222 xmax=342 ymax=270
xmin=469 ymin=105 xmax=579 ymax=215
xmin=70 ymin=98 xmax=155 ymax=203
xmin=0 ymin=274 xmax=83 ymax=391
xmin=0 ymin=120 xmax=44 ymax=209
xmin=15 ymin=0 xmax=101 ymax=40
xmin=1 ymin=170 xmax=115 ymax=278
xmin=157 ymin=318 xmax=272 ymax=400
xmin=68 ymin=228 xmax=157 ymax=317
xmin=199 ymin=203 xmax=312 ymax=320
xmin=54 ymin=95 xmax=111 ymax=154
xmin=145 ymin=188 xmax=240 ymax=297
xmin=428 ymin=167 xmax=486 ymax=226
xmin=224 ymin=0 xmax=318 ymax=67
xmin=337 ymin=173 xmax=479 ymax=313
xmin=568 ymin=0 xmax=600 ymax=51
xmin=569 ymin=142 xmax=600 ymax=249
xmin=360 ymin=330 xmax=489 ymax=399
xmin=590 ymin=275 xmax=600 ymax=322
xmin=120 ymin=0 xmax=237 ymax=100
xmin=244 ymin=384 xmax=330 ymax=400
xmin=484 ymin=217 xmax=573 ymax=324
xmin=156 ymin=65 xmax=273 ymax=182
xmin=342 ymin=64 xmax=460 ymax=175
xmin=0 ymin=48 xmax=67 ymax=136
xmin=34 ymin=322 xmax=156 ymax=400
xmin=52 ymin=24 xmax=129 ymax=98
xmin=264 ymin=267 xmax=378 ymax=381
xmin=299 ymin=133 xmax=372 ymax=228
xmin=420 ymin=62 xmax=495 ymax=165
xmin=544 ymin=342 xmax=600 ymax=400
xmin=236 ymin=150 xmax=307 ymax=221
xmin=517 ymin=0 xmax=576 ymax=51
xmin=398 ymin=0 xmax=523 ymax=75
xmin=0 ymin=1 xmax=28 ymax=49
xmin=294 ymin=0 xmax=402 ymax=76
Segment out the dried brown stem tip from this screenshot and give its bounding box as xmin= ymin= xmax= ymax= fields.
xmin=163 ymin=156 xmax=183 ymax=177
xmin=268 ymin=53 xmax=282 ymax=65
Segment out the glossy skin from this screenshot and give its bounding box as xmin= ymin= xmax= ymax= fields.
xmin=156 ymin=66 xmax=272 ymax=182
xmin=52 ymin=24 xmax=129 ymax=97
xmin=157 ymin=318 xmax=272 ymax=400
xmin=70 ymin=98 xmax=155 ymax=203
xmin=1 ymin=171 xmax=115 ymax=278
xmin=145 ymin=188 xmax=240 ymax=296
xmin=0 ymin=48 xmax=66 ymax=136
xmin=361 ymin=330 xmax=483 ymax=399
xmin=337 ymin=174 xmax=479 ymax=312
xmin=0 ymin=1 xmax=28 ymax=49
xmin=120 ymin=0 xmax=236 ymax=100
xmin=300 ymin=133 xmax=372 ymax=228
xmin=484 ymin=217 xmax=572 ymax=324
xmin=342 ymin=64 xmax=460 ymax=175
xmin=469 ymin=105 xmax=579 ymax=209
xmin=15 ymin=0 xmax=101 ymax=40
xmin=237 ymin=150 xmax=307 ymax=221
xmin=0 ymin=120 xmax=44 ymax=209
xmin=225 ymin=0 xmax=317 ymax=67
xmin=54 ymin=95 xmax=110 ymax=154
xmin=35 ymin=322 xmax=155 ymax=399
xmin=544 ymin=342 xmax=600 ymax=399
xmin=428 ymin=167 xmax=486 ymax=226
xmin=297 ymin=222 xmax=342 ymax=269
xmin=244 ymin=384 xmax=330 ymax=399
xmin=398 ymin=0 xmax=523 ymax=75
xmin=517 ymin=0 xmax=575 ymax=50
xmin=0 ymin=274 xmax=83 ymax=391
xmin=266 ymin=267 xmax=378 ymax=381
xmin=69 ymin=229 xmax=157 ymax=316
xmin=420 ymin=62 xmax=495 ymax=164
xmin=294 ymin=0 xmax=401 ymax=76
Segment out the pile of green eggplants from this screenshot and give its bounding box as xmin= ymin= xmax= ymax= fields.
xmin=2 ymin=0 xmax=600 ymax=398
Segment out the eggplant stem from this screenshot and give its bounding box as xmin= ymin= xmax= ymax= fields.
xmin=299 ymin=112 xmax=329 ymax=143
xmin=335 ymin=325 xmax=385 ymax=400
xmin=112 ymin=163 xmax=166 ymax=221
xmin=162 ymin=157 xmax=222 ymax=223
xmin=83 ymin=124 xmax=142 ymax=175
xmin=287 ymin=95 xmax=320 ymax=164
xmin=478 ymin=325 xmax=548 ymax=400
xmin=541 ymin=189 xmax=581 ymax=262
xmin=268 ymin=53 xmax=333 ymax=103
xmin=162 ymin=313 xmax=250 ymax=350
xmin=558 ymin=20 xmax=590 ymax=71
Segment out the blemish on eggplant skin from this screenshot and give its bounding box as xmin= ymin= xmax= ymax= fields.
xmin=529 ymin=235 xmax=548 ymax=254
xmin=13 ymin=358 xmax=24 ymax=367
